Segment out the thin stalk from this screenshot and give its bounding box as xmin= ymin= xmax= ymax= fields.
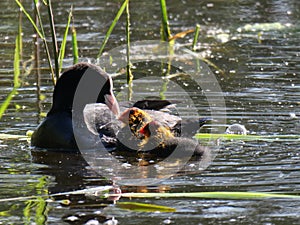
xmin=126 ymin=1 xmax=133 ymax=100
xmin=159 ymin=0 xmax=173 ymax=105
xmin=97 ymin=0 xmax=129 ymax=58
xmin=160 ymin=0 xmax=171 ymax=41
xmin=18 ymin=1 xmax=23 ymax=62
xmin=15 ymin=0 xmax=43 ymax=38
xmin=33 ymin=2 xmax=42 ymax=123
xmin=14 ymin=39 xmax=21 ymax=89
xmin=16 ymin=0 xmax=55 ymax=84
xmin=159 ymin=79 xmax=168 ymax=100
xmin=46 ymin=0 xmax=59 ymax=79
xmin=192 ymin=24 xmax=200 ymax=51
xmin=32 ymin=0 xmax=56 ymax=84
xmin=126 ymin=1 xmax=133 ymax=84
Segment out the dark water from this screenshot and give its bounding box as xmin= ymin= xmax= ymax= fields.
xmin=1 ymin=0 xmax=300 ymax=224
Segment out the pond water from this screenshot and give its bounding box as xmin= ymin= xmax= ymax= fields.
xmin=1 ymin=0 xmax=300 ymax=224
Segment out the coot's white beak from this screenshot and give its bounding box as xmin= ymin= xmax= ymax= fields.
xmin=105 ymin=94 xmax=120 ymax=116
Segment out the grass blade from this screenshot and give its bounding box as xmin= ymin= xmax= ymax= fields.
xmin=0 ymin=89 xmax=18 ymax=120
xmin=46 ymin=0 xmax=59 ymax=80
xmin=18 ymin=4 xmax=23 ymax=61
xmin=112 ymin=191 xmax=300 ymax=200
xmin=32 ymin=0 xmax=56 ymax=84
xmin=15 ymin=0 xmax=44 ymax=39
xmin=192 ymin=24 xmax=200 ymax=51
xmin=58 ymin=6 xmax=72 ymax=73
xmin=97 ymin=0 xmax=129 ymax=58
xmin=72 ymin=26 xmax=79 ymax=64
xmin=195 ymin=133 xmax=300 ymax=142
xmin=71 ymin=13 xmax=79 ymax=65
xmin=14 ymin=35 xmax=21 ymax=88
xmin=125 ymin=1 xmax=133 ymax=85
xmin=0 ymin=35 xmax=21 ymax=119
xmin=195 ymin=133 xmax=260 ymax=141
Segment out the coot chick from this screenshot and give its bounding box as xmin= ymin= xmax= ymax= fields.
xmin=113 ymin=108 xmax=208 ymax=159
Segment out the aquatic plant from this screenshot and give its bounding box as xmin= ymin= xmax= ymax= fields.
xmin=97 ymin=0 xmax=129 ymax=58
xmin=160 ymin=0 xmax=172 ymax=41
xmin=0 ymin=22 xmax=21 ymax=119
xmin=15 ymin=0 xmax=75 ymax=84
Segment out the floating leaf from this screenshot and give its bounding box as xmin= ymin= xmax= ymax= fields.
xmin=169 ymin=29 xmax=194 ymax=41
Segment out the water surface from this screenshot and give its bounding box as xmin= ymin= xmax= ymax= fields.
xmin=0 ymin=0 xmax=300 ymax=224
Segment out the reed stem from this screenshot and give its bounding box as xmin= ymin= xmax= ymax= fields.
xmin=160 ymin=0 xmax=171 ymax=41
xmin=58 ymin=6 xmax=73 ymax=73
xmin=97 ymin=0 xmax=129 ymax=58
xmin=18 ymin=1 xmax=23 ymax=62
xmin=0 ymin=34 xmax=21 ymax=119
xmin=126 ymin=1 xmax=133 ymax=84
xmin=72 ymin=25 xmax=79 ymax=64
xmin=46 ymin=0 xmax=59 ymax=79
xmin=126 ymin=1 xmax=133 ymax=100
xmin=192 ymin=24 xmax=200 ymax=51
xmin=32 ymin=0 xmax=56 ymax=84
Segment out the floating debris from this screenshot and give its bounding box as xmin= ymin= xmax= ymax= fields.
xmin=237 ymin=22 xmax=290 ymax=32
xmin=289 ymin=112 xmax=298 ymax=119
xmin=226 ymin=124 xmax=248 ymax=135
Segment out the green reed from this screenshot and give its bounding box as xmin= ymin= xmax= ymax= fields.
xmin=192 ymin=24 xmax=201 ymax=51
xmin=97 ymin=0 xmax=129 ymax=58
xmin=0 ymin=32 xmax=22 ymax=119
xmin=58 ymin=7 xmax=73 ymax=74
xmin=160 ymin=0 xmax=172 ymax=41
xmin=126 ymin=1 xmax=133 ymax=88
xmin=46 ymin=0 xmax=59 ymax=80
xmin=32 ymin=0 xmax=56 ymax=83
xmin=71 ymin=23 xmax=79 ymax=65
xmin=15 ymin=0 xmax=74 ymax=84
